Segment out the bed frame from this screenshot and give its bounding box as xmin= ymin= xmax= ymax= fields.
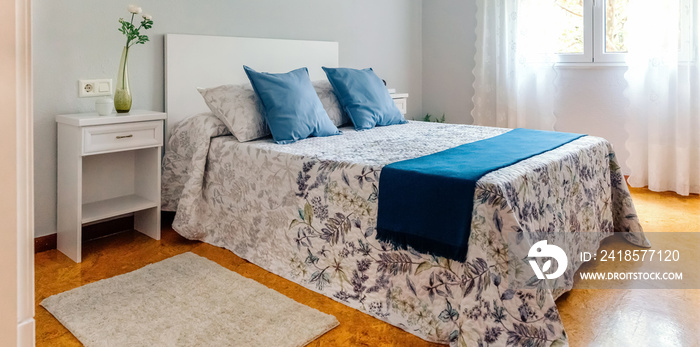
xmin=164 ymin=34 xmax=339 ymax=148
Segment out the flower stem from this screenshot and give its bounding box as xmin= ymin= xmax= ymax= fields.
xmin=125 ymin=13 xmax=135 ymax=47
xmin=121 ymin=47 xmax=129 ymax=88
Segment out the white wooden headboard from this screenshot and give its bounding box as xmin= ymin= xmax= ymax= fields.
xmin=164 ymin=34 xmax=339 ymax=145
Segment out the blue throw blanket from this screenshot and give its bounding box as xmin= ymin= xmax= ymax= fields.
xmin=376 ymin=128 xmax=585 ymax=261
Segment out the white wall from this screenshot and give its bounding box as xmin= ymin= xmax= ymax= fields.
xmin=33 ymin=0 xmax=423 ymax=237
xmin=422 ymin=0 xmax=632 ymax=172
xmin=421 ymin=0 xmax=476 ymax=124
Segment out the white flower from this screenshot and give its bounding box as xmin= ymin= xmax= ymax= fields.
xmin=128 ymin=5 xmax=142 ymax=14
xmin=142 ymin=14 xmax=152 ymax=20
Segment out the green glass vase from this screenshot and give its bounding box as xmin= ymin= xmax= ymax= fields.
xmin=114 ymin=46 xmax=132 ymax=113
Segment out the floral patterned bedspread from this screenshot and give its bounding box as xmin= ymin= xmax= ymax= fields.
xmin=162 ymin=113 xmax=649 ymax=346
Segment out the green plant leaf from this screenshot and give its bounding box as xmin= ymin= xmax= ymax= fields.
xmin=415 ymin=261 xmax=433 ymax=275
xmin=304 ymin=202 xmax=313 ymax=225
xmin=289 ymin=219 xmax=303 ymax=229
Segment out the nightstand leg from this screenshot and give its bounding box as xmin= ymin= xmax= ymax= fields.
xmin=135 ymin=207 xmax=160 ymax=240
xmin=133 ymin=146 xmax=161 ymax=240
xmin=57 ymin=124 xmax=83 ymax=263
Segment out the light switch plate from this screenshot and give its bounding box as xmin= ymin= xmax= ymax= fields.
xmin=79 ymin=79 xmax=112 ymax=97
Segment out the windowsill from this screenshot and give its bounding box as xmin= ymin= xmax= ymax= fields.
xmin=555 ymin=62 xmax=628 ymax=69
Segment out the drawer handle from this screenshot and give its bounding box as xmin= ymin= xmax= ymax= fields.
xmin=116 ymin=134 xmax=133 ymax=139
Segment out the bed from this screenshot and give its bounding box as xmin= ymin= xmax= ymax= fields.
xmin=162 ymin=34 xmax=649 ymax=346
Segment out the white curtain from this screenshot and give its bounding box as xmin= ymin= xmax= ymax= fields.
xmin=472 ymin=0 xmax=560 ymax=130
xmin=625 ymin=0 xmax=700 ymax=195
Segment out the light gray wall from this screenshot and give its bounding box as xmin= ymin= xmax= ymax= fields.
xmin=421 ymin=0 xmax=631 ymax=172
xmin=33 ymin=0 xmax=423 ymax=237
xmin=421 ymin=0 xmax=476 ymax=124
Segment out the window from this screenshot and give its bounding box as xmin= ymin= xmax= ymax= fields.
xmin=555 ymin=0 xmax=696 ymax=63
xmin=555 ymin=0 xmax=630 ymax=63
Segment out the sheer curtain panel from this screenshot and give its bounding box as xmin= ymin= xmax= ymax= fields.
xmin=625 ymin=0 xmax=700 ymax=195
xmin=472 ymin=0 xmax=559 ymax=130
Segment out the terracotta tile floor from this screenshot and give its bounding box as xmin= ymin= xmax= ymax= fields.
xmin=35 ymin=188 xmax=699 ymax=346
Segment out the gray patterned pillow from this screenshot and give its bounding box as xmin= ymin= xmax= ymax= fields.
xmin=313 ymin=80 xmax=350 ymax=127
xmin=198 ymin=84 xmax=269 ymax=142
xmin=199 ymin=81 xmax=348 ymax=141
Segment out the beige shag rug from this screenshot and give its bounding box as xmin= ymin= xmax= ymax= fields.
xmin=41 ymin=252 xmax=339 ymax=347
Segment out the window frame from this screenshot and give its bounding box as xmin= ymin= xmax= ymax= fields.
xmin=556 ymin=0 xmax=594 ymax=63
xmin=557 ymin=0 xmax=627 ymax=63
xmin=593 ymin=0 xmax=627 ymax=63
xmin=557 ymin=0 xmax=697 ymax=64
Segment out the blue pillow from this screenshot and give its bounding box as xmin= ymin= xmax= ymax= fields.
xmin=243 ymin=66 xmax=340 ymax=144
xmin=322 ymin=67 xmax=406 ymax=130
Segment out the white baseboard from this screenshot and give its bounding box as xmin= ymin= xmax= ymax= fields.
xmin=17 ymin=319 xmax=35 ymax=347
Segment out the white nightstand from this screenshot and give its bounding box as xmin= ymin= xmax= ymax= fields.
xmin=56 ymin=110 xmax=167 ymax=262
xmin=390 ymin=93 xmax=408 ymax=115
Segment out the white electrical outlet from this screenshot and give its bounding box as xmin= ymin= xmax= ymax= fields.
xmin=78 ymin=79 xmax=112 ymax=97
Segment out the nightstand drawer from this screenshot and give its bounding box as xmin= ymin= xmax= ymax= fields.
xmin=82 ymin=121 xmax=163 ymax=155
xmin=393 ymin=98 xmax=407 ymax=115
